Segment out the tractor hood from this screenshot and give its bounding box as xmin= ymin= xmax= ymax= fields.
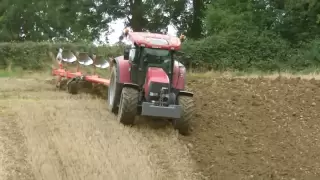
xmin=144 ymin=67 xmax=170 ymax=98
xmin=145 ymin=67 xmax=169 ymax=84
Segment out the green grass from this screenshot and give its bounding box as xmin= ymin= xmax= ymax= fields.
xmin=0 ymin=68 xmax=24 ymax=77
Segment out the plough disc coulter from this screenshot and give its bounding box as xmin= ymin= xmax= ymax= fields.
xmin=51 ymin=29 xmax=195 ymax=135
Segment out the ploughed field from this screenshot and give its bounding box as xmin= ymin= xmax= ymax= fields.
xmin=183 ymin=76 xmax=320 ymax=179
xmin=0 ymin=74 xmax=320 ymax=180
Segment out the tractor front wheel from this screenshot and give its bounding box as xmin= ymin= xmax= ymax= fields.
xmin=173 ymin=95 xmax=195 ymax=135
xmin=117 ymin=87 xmax=139 ymax=125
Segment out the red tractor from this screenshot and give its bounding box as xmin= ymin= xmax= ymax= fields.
xmin=108 ymin=29 xmax=194 ymax=135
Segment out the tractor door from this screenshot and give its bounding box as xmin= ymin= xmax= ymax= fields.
xmin=128 ymin=43 xmax=140 ymax=84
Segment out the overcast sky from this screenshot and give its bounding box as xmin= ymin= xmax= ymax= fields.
xmin=105 ymin=19 xmax=178 ymax=45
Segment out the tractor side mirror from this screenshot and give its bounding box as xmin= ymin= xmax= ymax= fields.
xmin=123 ymin=48 xmax=130 ymax=60
xmin=179 ymin=34 xmax=186 ymax=43
xmin=119 ymin=35 xmax=124 ymax=42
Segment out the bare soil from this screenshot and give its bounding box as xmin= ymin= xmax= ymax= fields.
xmin=181 ymin=76 xmax=320 ymax=180
xmin=1 ymin=74 xmax=320 ymax=180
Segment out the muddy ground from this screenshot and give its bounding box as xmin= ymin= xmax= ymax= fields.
xmin=0 ymin=75 xmax=320 ymax=179
xmin=182 ymin=76 xmax=320 ymax=180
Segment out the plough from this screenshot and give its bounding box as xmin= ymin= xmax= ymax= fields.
xmin=51 ymin=28 xmax=195 ymax=135
xmin=52 ymin=48 xmax=110 ymax=94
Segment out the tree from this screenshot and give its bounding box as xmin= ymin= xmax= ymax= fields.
xmin=0 ymin=0 xmax=110 ymax=42
xmin=170 ymin=0 xmax=211 ymax=39
xmin=100 ymin=0 xmax=176 ymax=33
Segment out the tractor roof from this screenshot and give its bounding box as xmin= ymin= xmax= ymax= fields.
xmin=128 ymin=32 xmax=182 ymax=50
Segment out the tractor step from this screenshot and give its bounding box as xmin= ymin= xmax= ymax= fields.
xmin=141 ymin=102 xmax=181 ymax=119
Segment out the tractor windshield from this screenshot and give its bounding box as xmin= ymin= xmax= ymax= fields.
xmin=145 ymin=48 xmax=169 ymax=57
xmin=142 ymin=48 xmax=171 ymax=64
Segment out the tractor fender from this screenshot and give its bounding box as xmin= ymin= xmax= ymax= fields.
xmin=123 ymin=83 xmax=140 ymax=90
xmin=112 ymin=56 xmax=131 ymax=84
xmin=178 ymin=91 xmax=193 ymax=97
xmin=172 ymin=60 xmax=186 ymax=90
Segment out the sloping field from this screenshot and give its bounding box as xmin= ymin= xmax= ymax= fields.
xmin=1 ymin=74 xmax=320 ymax=180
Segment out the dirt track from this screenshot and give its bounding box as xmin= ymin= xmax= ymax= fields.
xmin=1 ymin=75 xmax=320 ymax=180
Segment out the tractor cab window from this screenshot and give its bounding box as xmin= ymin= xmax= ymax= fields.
xmin=142 ymin=48 xmax=171 ymax=64
xmin=129 ymin=48 xmax=136 ymax=61
xmin=128 ymin=42 xmax=137 ymax=62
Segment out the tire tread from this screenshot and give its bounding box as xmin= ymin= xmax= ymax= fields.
xmin=174 ymin=95 xmax=195 ymax=135
xmin=117 ymin=87 xmax=139 ymax=125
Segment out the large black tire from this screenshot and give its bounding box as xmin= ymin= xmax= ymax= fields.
xmin=117 ymin=87 xmax=139 ymax=125
xmin=108 ymin=66 xmax=122 ymax=114
xmin=173 ymin=95 xmax=195 ymax=135
xmin=67 ymin=80 xmax=79 ymax=94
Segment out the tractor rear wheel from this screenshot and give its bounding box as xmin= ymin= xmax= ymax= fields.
xmin=173 ymin=95 xmax=195 ymax=135
xmin=117 ymin=87 xmax=139 ymax=125
xmin=108 ymin=66 xmax=121 ymax=114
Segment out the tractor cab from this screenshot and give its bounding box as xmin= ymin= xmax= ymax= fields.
xmin=120 ymin=30 xmax=185 ymax=87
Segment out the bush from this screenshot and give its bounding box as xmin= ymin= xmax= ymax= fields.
xmin=180 ymin=30 xmax=320 ymax=72
xmin=1 ymin=39 xmax=319 ymax=73
xmin=176 ymin=1 xmax=320 ymax=73
xmin=0 ymin=42 xmax=123 ymax=70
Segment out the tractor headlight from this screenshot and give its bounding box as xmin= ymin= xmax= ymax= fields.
xmin=150 ymin=92 xmax=158 ymax=96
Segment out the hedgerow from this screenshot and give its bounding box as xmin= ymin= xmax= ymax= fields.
xmin=0 ymin=42 xmax=123 ymax=70
xmin=175 ymin=2 xmax=320 ymax=73
xmin=180 ymin=32 xmax=320 ymax=72
xmin=0 ymin=39 xmax=319 ymax=73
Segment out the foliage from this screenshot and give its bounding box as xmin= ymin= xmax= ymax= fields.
xmin=101 ymin=0 xmax=165 ymax=32
xmin=0 ymin=0 xmax=320 ymax=72
xmin=0 ymin=0 xmax=110 ymax=42
xmin=0 ymin=42 xmax=123 ymax=70
xmin=177 ymin=0 xmax=320 ymax=72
